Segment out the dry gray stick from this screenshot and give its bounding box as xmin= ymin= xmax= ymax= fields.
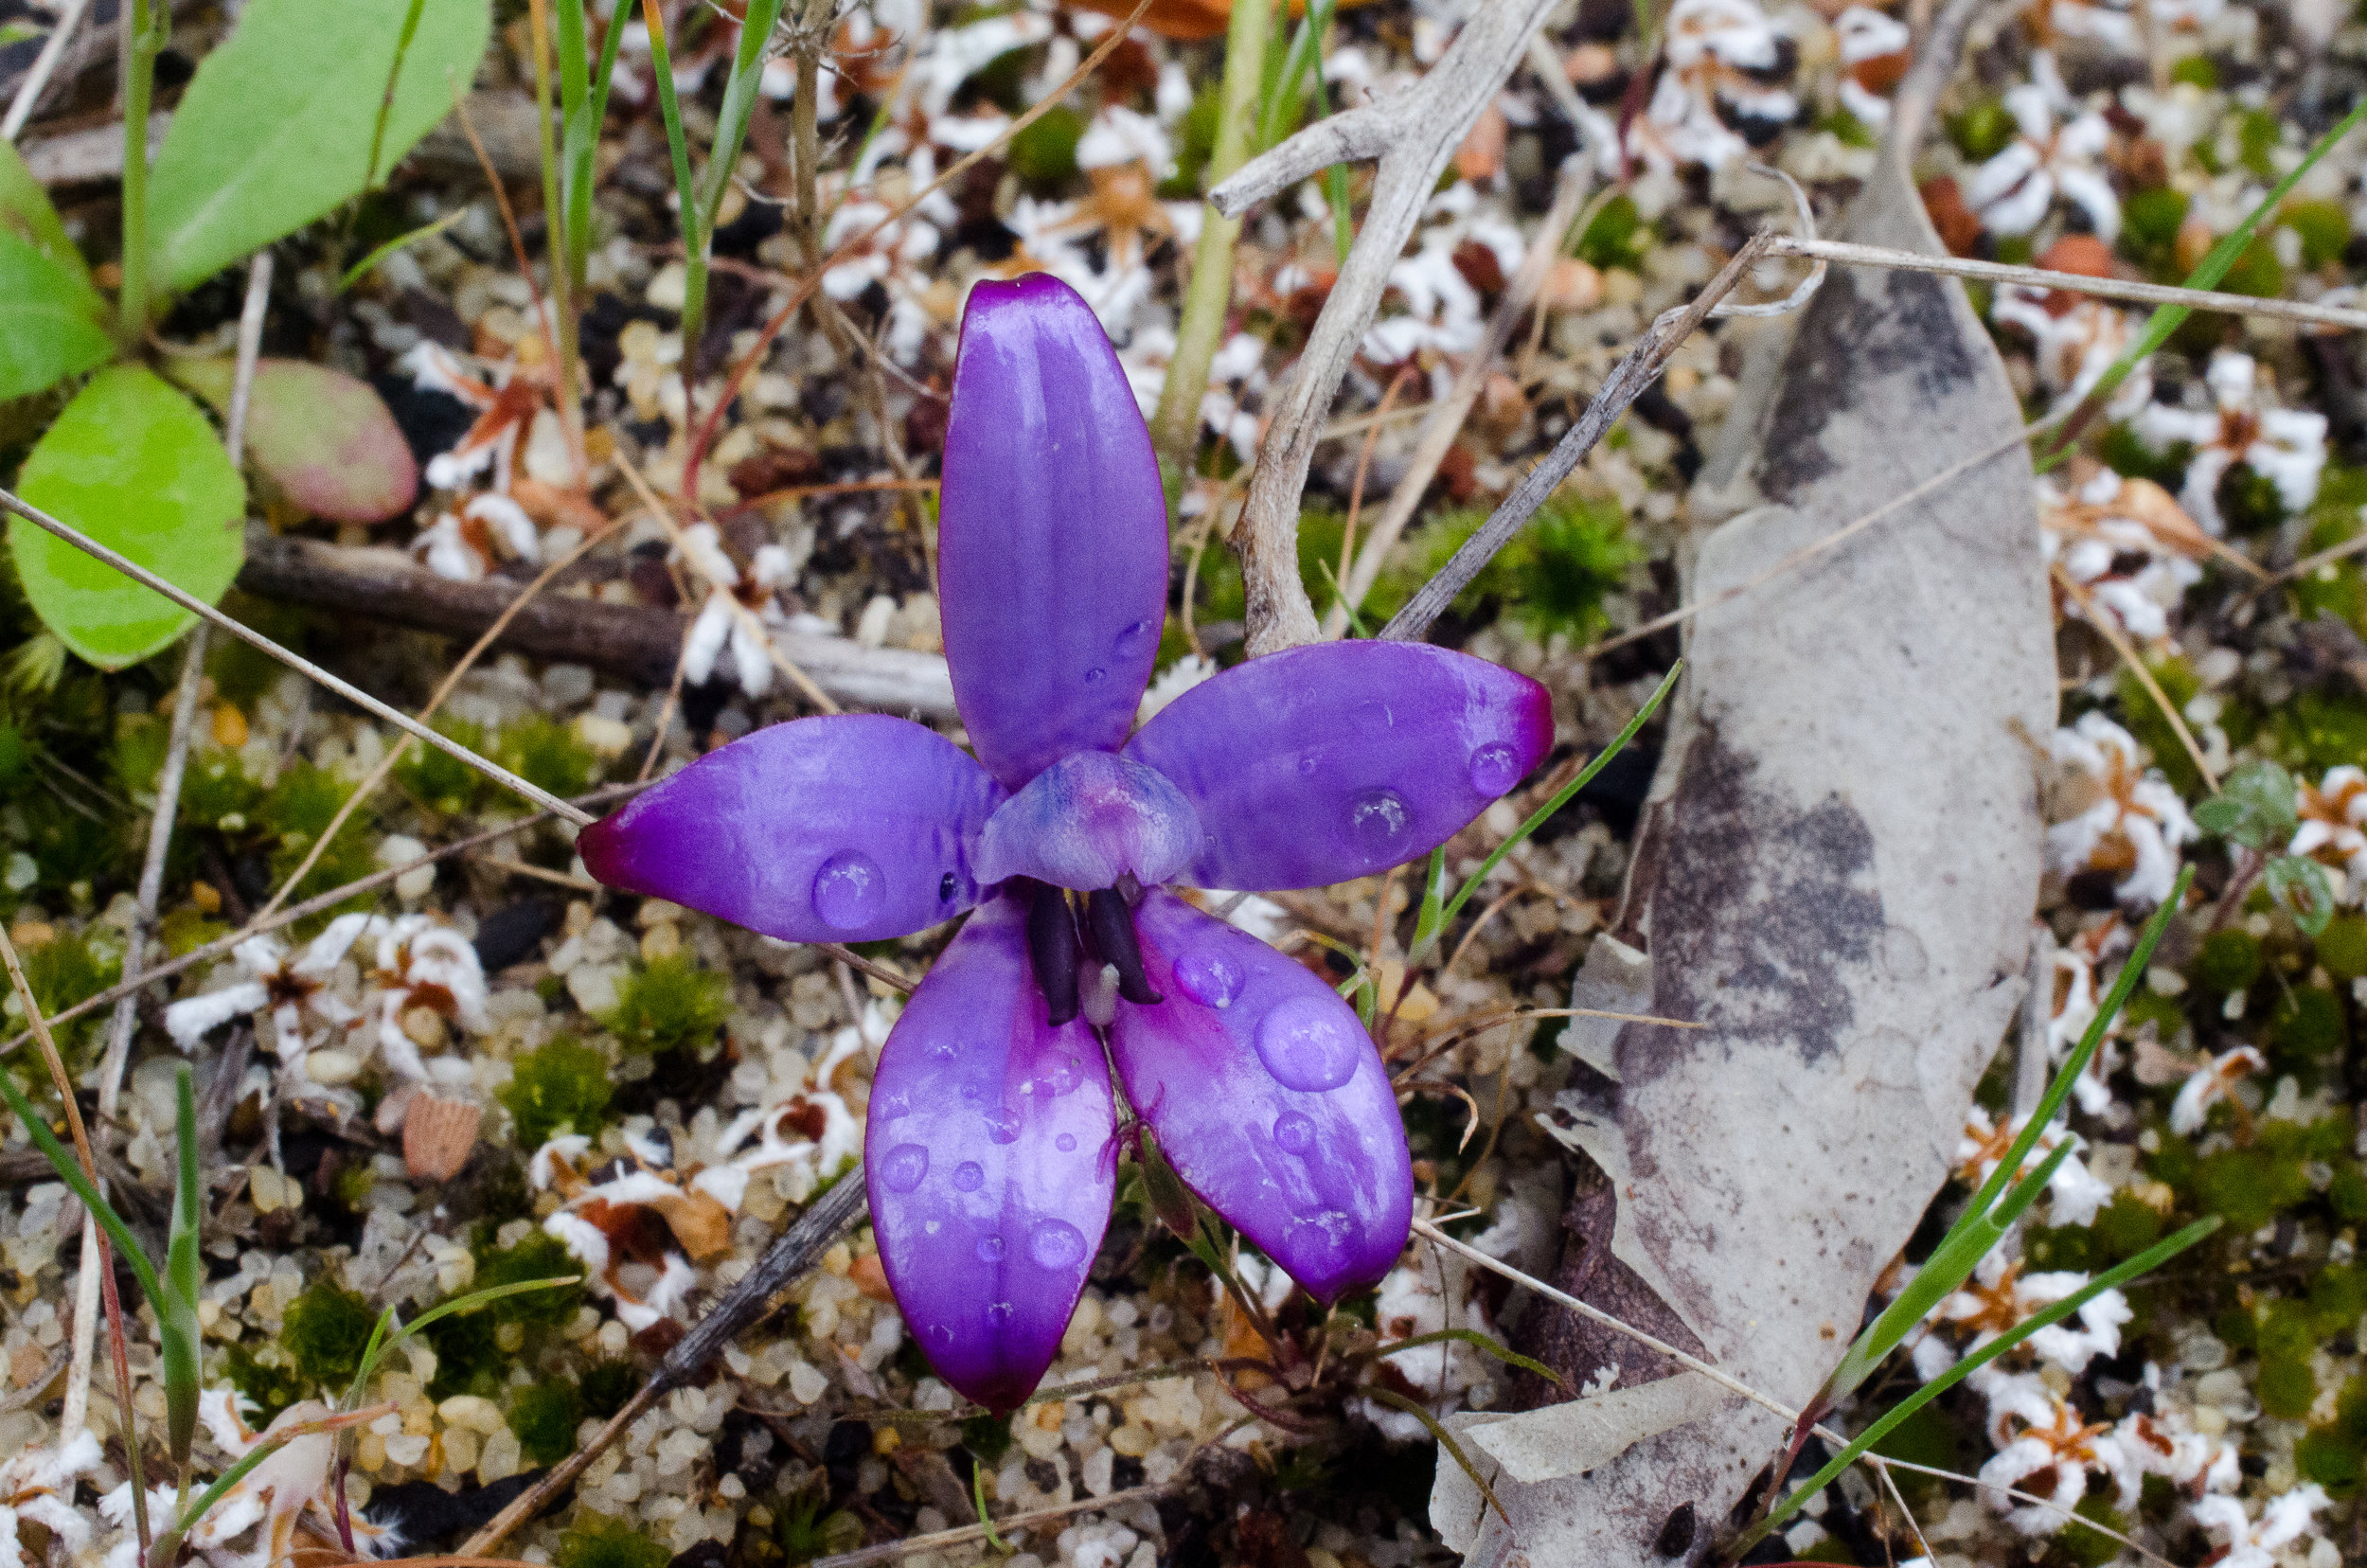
xmin=1379 ymin=232 xmax=1778 ymax=644
xmin=1208 ymin=0 xmax=1560 ymax=655
xmin=1325 ymin=163 xmax=1593 ymax=637
xmin=0 ymin=0 xmax=92 ymax=141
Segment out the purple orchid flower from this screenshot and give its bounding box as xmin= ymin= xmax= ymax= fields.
xmin=580 ymin=275 xmax=1552 ymax=1413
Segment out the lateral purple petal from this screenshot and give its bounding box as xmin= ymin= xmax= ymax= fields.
xmin=973 ymin=750 xmax=1202 ymax=892
xmin=1108 ymin=891 xmax=1411 ymax=1302
xmin=939 ymin=274 xmax=1169 ymax=788
xmin=579 ymin=715 xmax=1002 ymax=943
xmin=1124 ymin=642 xmax=1552 ymax=891
xmin=866 ymin=893 xmax=1116 ymax=1412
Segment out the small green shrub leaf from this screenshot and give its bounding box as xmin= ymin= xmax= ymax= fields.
xmin=147 ymin=0 xmax=491 ymax=294
xmin=8 ymin=365 xmax=245 ymax=669
xmin=0 ymin=230 xmax=110 ymax=401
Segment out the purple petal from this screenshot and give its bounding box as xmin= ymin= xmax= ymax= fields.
xmin=866 ymin=893 xmax=1116 ymax=1412
xmin=973 ymin=750 xmax=1202 ymax=891
xmin=1108 ymin=891 xmax=1411 ymax=1302
xmin=579 ymin=715 xmax=1003 ymax=943
xmin=940 ymin=274 xmax=1169 ymax=789
xmin=1123 ymin=642 xmax=1552 ymax=891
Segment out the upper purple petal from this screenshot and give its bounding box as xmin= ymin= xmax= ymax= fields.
xmin=973 ymin=750 xmax=1202 ymax=891
xmin=1123 ymin=642 xmax=1552 ymax=891
xmin=866 ymin=892 xmax=1116 ymax=1412
xmin=579 ymin=715 xmax=1003 ymax=943
xmin=940 ymin=274 xmax=1169 ymax=789
xmin=1108 ymin=891 xmax=1411 ymax=1302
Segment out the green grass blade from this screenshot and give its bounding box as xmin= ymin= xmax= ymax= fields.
xmin=697 ymin=0 xmax=787 ymax=236
xmin=2043 ymin=97 xmax=2367 ymax=463
xmin=0 ymin=1064 xmax=166 ymax=1314
xmin=555 ymin=0 xmax=595 ymax=290
xmin=164 ymin=1065 xmax=204 ymax=1465
xmin=642 ymin=5 xmax=703 ymax=268
xmin=1378 ymin=1327 xmax=1569 ymax=1390
xmin=344 ymin=1274 xmax=578 ymax=1401
xmin=1410 ymin=846 xmax=1449 ymax=956
xmin=337 ymin=208 xmax=467 ymax=293
xmin=1822 ymin=869 xmax=2187 ymax=1401
xmin=1753 ymin=1216 xmax=2221 ymax=1546
xmin=1412 ymin=659 xmax=1682 ymax=966
xmin=1365 ymin=1387 xmax=1509 ymax=1523
xmin=586 ymin=0 xmax=631 ymax=139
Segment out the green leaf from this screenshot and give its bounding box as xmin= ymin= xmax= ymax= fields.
xmin=168 ymin=357 xmax=418 ymax=524
xmin=147 ymin=0 xmax=490 ymax=293
xmin=0 ymin=231 xmax=111 ymax=401
xmin=2269 ymin=855 xmax=2339 ymax=937
xmin=8 ymin=365 xmax=245 ymax=669
xmin=0 ymin=139 xmax=90 ymax=285
xmin=2195 ymin=758 xmax=2299 ymax=848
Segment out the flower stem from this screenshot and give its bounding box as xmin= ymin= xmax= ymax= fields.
xmin=525 ymin=0 xmax=586 ymax=477
xmin=1148 ymin=0 xmax=1274 ymax=495
xmin=116 ymin=0 xmax=161 ymax=345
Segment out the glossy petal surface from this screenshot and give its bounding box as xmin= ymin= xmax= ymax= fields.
xmin=579 ymin=715 xmax=1002 ymax=943
xmin=1124 ymin=642 xmax=1553 ymax=891
xmin=939 ymin=275 xmax=1168 ymax=788
xmin=974 ymin=750 xmax=1202 ymax=892
xmin=866 ymin=895 xmax=1116 ymax=1411
xmin=1109 ymin=892 xmax=1411 ymax=1301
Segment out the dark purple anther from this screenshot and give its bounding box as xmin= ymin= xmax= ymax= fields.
xmin=578 ymin=273 xmax=1553 ymax=1413
xmin=1023 ymin=881 xmax=1082 ymax=1025
xmin=1085 ymin=886 xmax=1162 ymax=1006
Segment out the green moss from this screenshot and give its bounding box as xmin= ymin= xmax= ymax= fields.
xmin=2098 ymin=421 xmax=2188 ymax=485
xmin=18 ymin=787 xmax=133 ymax=900
xmin=473 ymin=1229 xmax=586 ymax=1326
xmin=2168 ymin=53 xmax=2217 ymax=88
xmin=207 ymin=597 xmax=303 ymax=704
xmin=395 ymin=718 xmax=491 ymax=817
xmin=2115 ymin=656 xmax=2205 ymax=797
xmin=1948 ymin=98 xmax=2016 ymax=161
xmin=221 ymin=1341 xmax=309 ymax=1423
xmin=2262 ymin=1355 xmax=2318 ymax=1418
xmin=2331 ymin=1162 xmax=2367 ymax=1222
xmin=1576 ymin=194 xmax=1652 ymax=272
xmin=2298 ymin=1427 xmax=2362 ymax=1493
xmin=774 ymin=1485 xmax=865 ymax=1565
xmin=1371 ymin=496 xmax=1642 ymax=643
xmin=1816 ymin=109 xmax=1878 ymax=150
xmin=157 ymin=905 xmax=228 ymax=958
xmin=2287 ymin=200 xmax=2352 ymax=269
xmin=602 ymin=953 xmax=732 ymax=1055
xmin=112 ymin=713 xmax=168 ymax=800
xmin=262 ymin=761 xmax=375 ymax=912
xmin=11 ymin=928 xmax=120 ymax=1061
xmin=422 ymin=1304 xmax=503 ymax=1400
xmin=281 ymin=1277 xmax=380 ymax=1392
xmin=2310 ymin=1265 xmax=2365 ymax=1333
xmin=2238 ymin=108 xmax=2284 ymax=179
xmin=500 ymin=1036 xmax=615 ymax=1148
xmin=556 ymin=1516 xmax=671 ymax=1568
xmin=179 ymin=753 xmax=262 ymax=830
xmin=2269 ymin=690 xmax=2367 ymax=775
xmin=500 ymin=717 xmax=599 ymax=801
xmin=2217 ymin=462 xmax=2288 ymax=536
xmin=509 ymin=1378 xmax=583 ymax=1466
xmin=0 ymin=722 xmax=25 ymax=793
xmin=2271 ymin=987 xmax=2347 ymax=1060
xmin=579 ymin=1360 xmax=638 ymax=1418
xmin=2194 ymin=929 xmax=2263 ymax=993
xmin=2062 ymin=1496 xmax=2128 ymax=1568
xmin=1006 ymin=103 xmax=1084 ymax=190
xmin=2195 ymin=1149 xmax=2313 ymax=1229
xmin=2219 ymin=234 xmax=2287 ymax=300
xmin=2091 ymin=1191 xmax=2166 ymax=1263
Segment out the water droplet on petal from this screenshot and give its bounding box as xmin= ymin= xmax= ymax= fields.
xmin=1272 ymin=1113 xmax=1315 ymax=1155
xmin=930 ymin=1324 xmax=954 ymax=1345
xmin=1113 ymin=618 xmax=1154 ymax=657
xmin=1173 ymin=946 xmax=1245 ymax=1008
xmin=1056 ymin=1132 xmax=1077 ymax=1152
xmin=1044 ymin=1056 xmax=1080 ymax=1094
xmin=977 ymin=1234 xmax=1006 ymax=1263
xmin=879 ymin=1144 xmax=929 ymax=1192
xmin=952 ymin=1162 xmax=985 ymax=1192
xmin=1029 ymin=1220 xmax=1087 ymax=1270
xmin=811 ymin=849 xmax=886 ymax=930
xmin=1255 ymin=997 xmax=1361 ymax=1092
xmin=985 ymin=1107 xmax=1022 ymax=1144
xmin=1468 ymin=741 xmax=1521 ymax=795
xmin=1084 ymin=667 xmax=1107 ymax=685
xmin=1343 ymin=788 xmax=1412 ymax=859
xmin=985 ymin=1301 xmax=1014 ymax=1325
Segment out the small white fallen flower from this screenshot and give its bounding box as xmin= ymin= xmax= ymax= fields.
xmin=677 ymin=522 xmax=798 ymax=698
xmin=1964 ymin=67 xmax=2121 ymax=242
xmin=1976 ymin=1374 xmax=2138 ymax=1535
xmin=2134 ymin=350 xmax=2328 ymax=535
xmin=2192 ymin=1484 xmax=2330 ymax=1568
xmin=1 ymin=1432 xmax=98 ymax=1568
xmin=2292 ymin=765 xmax=2367 ymax=897
xmin=2047 ymin=713 xmax=2198 ymax=909
xmin=368 ymin=914 xmax=489 ymax=1082
xmin=2169 ymin=1043 xmax=2266 ymax=1134
xmin=165 ymin=911 xmax=374 ymax=1055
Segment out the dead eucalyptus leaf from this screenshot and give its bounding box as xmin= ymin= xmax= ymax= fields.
xmin=1433 ymin=108 xmax=2054 ymax=1567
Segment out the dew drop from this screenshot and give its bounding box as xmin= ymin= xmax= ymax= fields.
xmin=1043 ymin=1056 xmax=1080 ymax=1094
xmin=984 ymin=1107 xmax=1023 ymax=1145
xmin=952 ymin=1162 xmax=985 ymax=1192
xmin=1255 ymin=997 xmax=1361 ymax=1092
xmin=985 ymin=1301 xmax=1014 ymax=1324
xmin=1056 ymin=1132 xmax=1077 ymax=1152
xmin=1083 ymin=667 xmax=1107 ymax=685
xmin=1173 ymin=946 xmax=1245 ymax=1008
xmin=811 ymin=849 xmax=886 ymax=930
xmin=977 ymin=1234 xmax=1006 ymax=1263
xmin=1343 ymin=789 xmax=1412 ymax=859
xmin=1029 ymin=1220 xmax=1087 ymax=1270
xmin=1468 ymin=741 xmax=1522 ymax=795
xmin=1112 ymin=618 xmax=1154 ymax=657
xmin=1272 ymin=1112 xmax=1315 ymax=1155
xmin=930 ymin=1324 xmax=954 ymax=1345
xmin=879 ymin=1144 xmax=929 ymax=1192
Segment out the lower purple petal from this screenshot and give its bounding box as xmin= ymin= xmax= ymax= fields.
xmin=1108 ymin=891 xmax=1411 ymax=1302
xmin=866 ymin=894 xmax=1116 ymax=1412
xmin=580 ymin=715 xmax=1002 ymax=944
xmin=973 ymin=750 xmax=1202 ymax=891
xmin=1122 ymin=642 xmax=1552 ymax=891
